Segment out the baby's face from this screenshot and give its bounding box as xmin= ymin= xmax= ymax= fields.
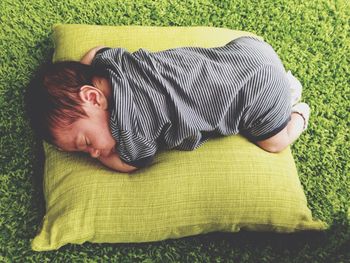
xmin=54 ymin=102 xmax=116 ymax=158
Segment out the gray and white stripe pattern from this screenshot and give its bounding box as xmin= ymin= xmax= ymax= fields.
xmin=92 ymin=36 xmax=291 ymax=167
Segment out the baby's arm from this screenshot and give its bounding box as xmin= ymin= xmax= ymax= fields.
xmin=98 ymin=153 xmax=138 ymax=173
xmin=80 ymin=46 xmax=106 ymax=65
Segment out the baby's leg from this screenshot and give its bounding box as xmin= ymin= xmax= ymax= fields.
xmin=255 ymin=103 xmax=310 ymax=153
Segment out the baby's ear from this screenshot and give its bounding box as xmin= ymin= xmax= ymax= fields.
xmin=79 ymin=85 xmax=107 ymax=109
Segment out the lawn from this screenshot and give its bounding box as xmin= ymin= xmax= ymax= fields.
xmin=0 ymin=0 xmax=349 ymax=262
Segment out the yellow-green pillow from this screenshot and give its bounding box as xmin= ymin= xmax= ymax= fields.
xmin=31 ymin=24 xmax=326 ymax=251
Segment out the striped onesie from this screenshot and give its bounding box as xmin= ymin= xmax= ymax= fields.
xmin=92 ymin=37 xmax=291 ymax=168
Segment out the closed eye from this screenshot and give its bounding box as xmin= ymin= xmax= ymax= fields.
xmin=85 ymin=137 xmax=91 ymax=146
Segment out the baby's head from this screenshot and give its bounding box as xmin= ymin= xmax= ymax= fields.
xmin=26 ymin=61 xmax=116 ymax=158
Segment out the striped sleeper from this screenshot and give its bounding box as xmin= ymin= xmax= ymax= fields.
xmin=91 ymin=36 xmax=291 ymax=168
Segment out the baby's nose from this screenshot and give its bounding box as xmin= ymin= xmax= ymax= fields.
xmin=89 ymin=149 xmax=101 ymax=158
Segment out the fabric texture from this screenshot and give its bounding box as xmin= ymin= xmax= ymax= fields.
xmin=92 ymin=36 xmax=292 ymax=167
xmin=31 ymin=24 xmax=326 ymax=251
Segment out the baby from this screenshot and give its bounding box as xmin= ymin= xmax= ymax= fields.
xmin=26 ymin=36 xmax=310 ymax=173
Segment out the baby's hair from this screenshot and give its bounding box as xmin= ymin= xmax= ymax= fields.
xmin=25 ymin=61 xmax=108 ymax=144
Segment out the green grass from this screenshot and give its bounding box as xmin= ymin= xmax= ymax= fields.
xmin=1 ymin=0 xmax=349 ymax=262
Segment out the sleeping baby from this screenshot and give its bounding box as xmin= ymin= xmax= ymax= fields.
xmin=26 ymin=36 xmax=309 ymax=173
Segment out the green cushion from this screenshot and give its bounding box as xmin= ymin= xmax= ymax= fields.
xmin=31 ymin=24 xmax=326 ymax=251
xmin=52 ymin=24 xmax=262 ymax=62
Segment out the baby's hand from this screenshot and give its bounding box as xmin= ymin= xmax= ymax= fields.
xmin=80 ymin=46 xmax=107 ymax=65
xmin=98 ymin=153 xmax=138 ymax=173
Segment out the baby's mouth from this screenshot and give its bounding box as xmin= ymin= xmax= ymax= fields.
xmin=105 ymin=147 xmax=116 ymax=157
xmin=111 ymin=149 xmax=115 ymax=155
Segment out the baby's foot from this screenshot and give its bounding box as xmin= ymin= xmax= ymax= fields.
xmin=291 ymin=102 xmax=310 ymax=131
xmin=286 ymin=70 xmax=303 ymax=106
